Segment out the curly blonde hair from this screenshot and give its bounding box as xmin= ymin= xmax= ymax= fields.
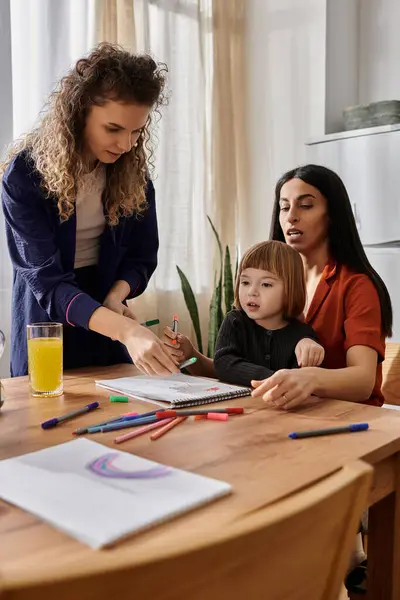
xmin=0 ymin=43 xmax=167 ymax=225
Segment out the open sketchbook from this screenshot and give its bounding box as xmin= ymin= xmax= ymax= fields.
xmin=0 ymin=439 xmax=231 ymax=549
xmin=96 ymin=373 xmax=251 ymax=408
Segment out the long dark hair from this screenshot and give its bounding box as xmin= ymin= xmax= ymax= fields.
xmin=270 ymin=164 xmax=393 ymax=337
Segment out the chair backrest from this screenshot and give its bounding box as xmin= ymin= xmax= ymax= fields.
xmin=143 ymin=460 xmax=372 ymax=600
xmin=6 ymin=460 xmax=371 ymax=600
xmin=382 ymin=342 xmax=400 ymax=405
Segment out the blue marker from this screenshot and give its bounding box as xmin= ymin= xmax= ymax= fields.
xmin=288 ymin=423 xmax=369 ymax=439
xmin=87 ymin=415 xmax=166 ymax=434
xmin=74 ymin=409 xmax=165 ymax=435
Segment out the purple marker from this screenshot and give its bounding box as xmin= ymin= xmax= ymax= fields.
xmin=41 ymin=402 xmax=99 ymax=430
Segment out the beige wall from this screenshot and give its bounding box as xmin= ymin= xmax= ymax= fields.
xmin=245 ymin=0 xmax=400 ymax=251
xmin=245 ymin=0 xmax=327 ymax=250
xmin=359 ymin=0 xmax=400 ymax=104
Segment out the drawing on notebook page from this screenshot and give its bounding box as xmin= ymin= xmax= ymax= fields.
xmin=166 ymin=383 xmax=225 ymax=395
xmin=167 ymin=381 xmax=219 ymax=393
xmin=87 ymin=453 xmax=171 ymax=479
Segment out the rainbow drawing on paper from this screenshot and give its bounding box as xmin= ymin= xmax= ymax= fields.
xmin=86 ymin=453 xmax=171 ymax=479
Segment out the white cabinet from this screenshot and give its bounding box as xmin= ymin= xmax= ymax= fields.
xmin=306 ymin=125 xmax=400 ymax=245
xmin=364 ymin=247 xmax=400 ymax=342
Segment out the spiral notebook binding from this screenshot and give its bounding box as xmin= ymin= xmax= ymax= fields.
xmin=171 ymin=387 xmax=251 ymax=408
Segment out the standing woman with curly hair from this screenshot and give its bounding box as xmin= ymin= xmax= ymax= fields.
xmin=1 ymin=43 xmax=179 ymax=377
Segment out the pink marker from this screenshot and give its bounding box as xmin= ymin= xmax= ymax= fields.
xmin=207 ymin=412 xmax=229 ymax=421
xmin=194 ymin=413 xmax=229 ymax=421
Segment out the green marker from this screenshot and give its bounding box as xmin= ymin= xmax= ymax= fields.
xmin=179 ymin=357 xmax=197 ymax=370
xmin=110 ymin=395 xmax=129 ymax=403
xmin=141 ymin=319 xmax=160 ymax=328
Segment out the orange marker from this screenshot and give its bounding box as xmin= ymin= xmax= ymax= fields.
xmin=114 ymin=418 xmax=174 ymax=444
xmin=172 ymin=314 xmax=179 ymax=345
xmin=150 ymin=416 xmax=187 ymax=440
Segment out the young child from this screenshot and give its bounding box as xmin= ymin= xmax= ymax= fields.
xmin=164 ymin=240 xmax=324 ymax=386
xmin=213 ymin=240 xmax=324 ymax=387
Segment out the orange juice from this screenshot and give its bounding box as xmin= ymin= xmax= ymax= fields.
xmin=28 ymin=337 xmax=63 ymax=396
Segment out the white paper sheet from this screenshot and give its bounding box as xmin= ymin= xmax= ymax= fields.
xmin=0 ymin=438 xmax=231 ymax=549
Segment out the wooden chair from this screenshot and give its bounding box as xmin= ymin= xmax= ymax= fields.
xmin=2 ymin=460 xmax=372 ymax=600
xmin=344 ymin=343 xmax=400 ymax=600
xmin=382 ymin=342 xmax=400 ymax=405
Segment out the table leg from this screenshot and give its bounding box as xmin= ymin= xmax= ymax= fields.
xmin=392 ymin=455 xmax=400 ymax=600
xmin=368 ymin=455 xmax=400 ymax=600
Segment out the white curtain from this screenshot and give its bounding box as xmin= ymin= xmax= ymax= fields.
xmin=96 ymin=0 xmax=248 ymax=352
xmin=0 ymin=0 xmax=13 ymax=377
xmin=128 ymin=0 xmax=215 ymax=352
xmin=0 ymin=0 xmax=247 ymax=375
xmin=0 ymin=0 xmax=213 ymax=372
xmin=0 ymin=0 xmax=96 ymax=376
xmin=10 ymin=0 xmax=96 ymax=138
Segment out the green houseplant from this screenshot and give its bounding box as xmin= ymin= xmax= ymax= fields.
xmin=176 ymin=217 xmax=238 ymax=358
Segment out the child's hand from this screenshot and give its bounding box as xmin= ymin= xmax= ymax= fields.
xmin=295 ymin=338 xmax=325 ymax=367
xmin=163 ymin=326 xmax=196 ymax=363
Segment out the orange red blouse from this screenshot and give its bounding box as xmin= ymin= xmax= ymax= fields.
xmin=305 ymin=260 xmax=385 ymax=406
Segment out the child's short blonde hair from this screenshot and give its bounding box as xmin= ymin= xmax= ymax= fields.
xmin=233 ymin=240 xmax=306 ymax=319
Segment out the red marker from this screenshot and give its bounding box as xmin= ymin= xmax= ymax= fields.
xmin=156 ymin=407 xmax=244 ymax=418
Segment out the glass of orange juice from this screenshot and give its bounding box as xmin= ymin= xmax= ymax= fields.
xmin=27 ymin=323 xmax=63 ymax=397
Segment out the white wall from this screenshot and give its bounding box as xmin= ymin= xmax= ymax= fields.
xmin=245 ymin=0 xmax=400 ymax=250
xmin=359 ymin=0 xmax=400 ymax=104
xmin=325 ymin=0 xmax=359 ymax=133
xmin=245 ymin=0 xmax=326 ymax=249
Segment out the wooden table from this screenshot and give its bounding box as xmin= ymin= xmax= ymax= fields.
xmin=1 ymin=364 xmax=400 ymax=600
